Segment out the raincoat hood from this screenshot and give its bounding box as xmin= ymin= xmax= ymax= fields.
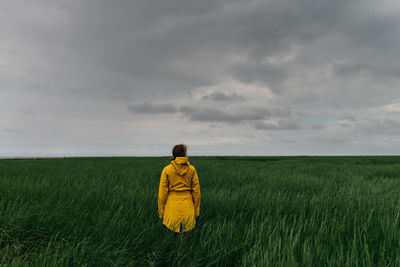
xmin=171 ymin=156 xmax=190 ymax=176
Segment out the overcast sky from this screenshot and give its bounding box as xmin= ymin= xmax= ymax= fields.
xmin=1 ymin=0 xmax=400 ymax=157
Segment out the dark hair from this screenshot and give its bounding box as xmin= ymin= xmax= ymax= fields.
xmin=171 ymin=144 xmax=187 ymax=160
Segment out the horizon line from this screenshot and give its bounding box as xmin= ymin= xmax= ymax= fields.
xmin=1 ymin=154 xmax=400 ymax=160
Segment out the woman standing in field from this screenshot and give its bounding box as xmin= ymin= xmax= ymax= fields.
xmin=158 ymin=144 xmax=201 ymax=236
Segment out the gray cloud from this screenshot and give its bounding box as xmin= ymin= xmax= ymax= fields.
xmin=341 ymin=114 xmax=357 ymax=122
xmin=128 ymin=102 xmax=178 ymax=114
xmin=180 ymin=106 xmax=269 ymax=123
xmin=333 ymin=62 xmax=400 ymax=80
xmin=201 ymin=91 xmax=244 ymax=102
xmin=232 ymin=62 xmax=289 ymax=93
xmin=312 ymin=133 xmax=353 ymax=144
xmin=357 ymin=118 xmax=400 ymax=136
xmin=311 ymin=117 xmax=400 ymax=145
xmin=311 ymin=124 xmax=325 ymax=130
xmin=128 ymin=101 xmax=296 ymax=125
xmin=254 ymin=119 xmax=300 ymax=130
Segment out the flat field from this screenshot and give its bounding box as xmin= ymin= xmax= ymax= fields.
xmin=0 ymin=156 xmax=400 ymax=266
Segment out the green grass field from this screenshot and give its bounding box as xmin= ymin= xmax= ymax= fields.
xmin=0 ymin=156 xmax=400 ymax=266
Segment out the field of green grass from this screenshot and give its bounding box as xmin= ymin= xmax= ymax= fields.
xmin=0 ymin=156 xmax=400 ymax=266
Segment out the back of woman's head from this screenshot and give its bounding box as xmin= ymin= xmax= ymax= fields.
xmin=171 ymin=144 xmax=187 ymax=160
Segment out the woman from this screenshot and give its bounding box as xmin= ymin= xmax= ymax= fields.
xmin=158 ymin=144 xmax=201 ymax=235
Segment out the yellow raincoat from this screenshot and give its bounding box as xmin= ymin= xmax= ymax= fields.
xmin=158 ymin=157 xmax=201 ymax=232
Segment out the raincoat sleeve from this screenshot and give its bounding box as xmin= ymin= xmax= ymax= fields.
xmin=158 ymin=167 xmax=169 ymax=219
xmin=191 ymin=168 xmax=201 ymax=217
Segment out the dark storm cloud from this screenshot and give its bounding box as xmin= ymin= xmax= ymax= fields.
xmin=201 ymin=91 xmax=244 ymax=102
xmin=2 ymin=0 xmax=400 ymax=101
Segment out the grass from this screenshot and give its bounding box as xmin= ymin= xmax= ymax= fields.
xmin=0 ymin=156 xmax=399 ymax=266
